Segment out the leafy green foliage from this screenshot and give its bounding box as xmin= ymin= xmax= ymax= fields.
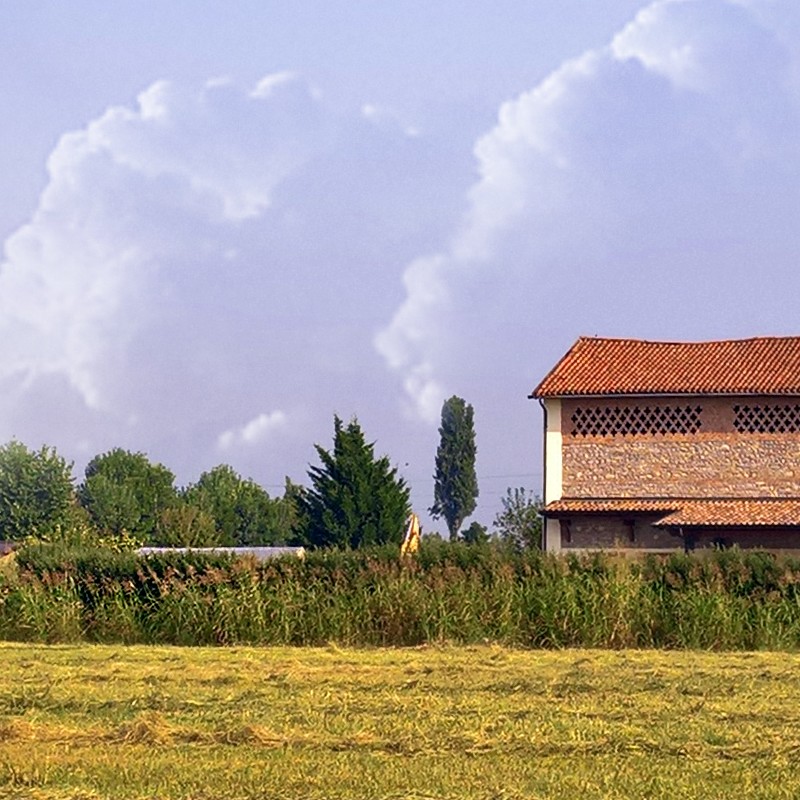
xmin=157 ymin=502 xmax=220 ymax=546
xmin=461 ymin=521 xmax=490 ymax=544
xmin=183 ymin=464 xmax=294 ymax=546
xmin=430 ymin=396 xmax=478 ymax=540
xmin=78 ymin=449 xmax=178 ymax=543
xmin=298 ymin=416 xmax=410 ymax=548
xmin=8 ymin=544 xmax=800 ymax=649
xmin=15 ymin=540 xmax=238 ymax=589
xmin=0 ymin=441 xmax=75 ymax=541
xmin=493 ymin=487 xmax=542 ymax=549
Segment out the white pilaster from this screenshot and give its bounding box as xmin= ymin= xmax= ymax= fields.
xmin=543 ymin=398 xmax=563 ymax=553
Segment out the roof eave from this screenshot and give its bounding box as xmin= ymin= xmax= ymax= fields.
xmin=531 ymin=390 xmax=800 ymax=400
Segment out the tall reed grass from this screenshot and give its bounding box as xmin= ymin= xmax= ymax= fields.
xmin=3 ymin=541 xmax=800 ymax=648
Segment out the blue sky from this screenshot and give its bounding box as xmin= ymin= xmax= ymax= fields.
xmin=1 ymin=0 xmax=799 ymax=532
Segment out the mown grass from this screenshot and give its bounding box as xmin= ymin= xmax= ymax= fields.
xmin=1 ymin=644 xmax=800 ymax=798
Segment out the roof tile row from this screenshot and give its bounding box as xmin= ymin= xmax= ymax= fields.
xmin=544 ymin=498 xmax=800 ymax=527
xmin=533 ymin=336 xmax=800 ymax=397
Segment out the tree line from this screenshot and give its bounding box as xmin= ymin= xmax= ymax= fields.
xmin=0 ymin=397 xmax=541 ymax=549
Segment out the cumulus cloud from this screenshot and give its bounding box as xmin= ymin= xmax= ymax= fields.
xmin=376 ymin=0 xmax=800 ymax=422
xmin=217 ymin=410 xmax=289 ymax=451
xmin=0 ymin=73 xmax=325 ymax=413
xmin=373 ymin=254 xmax=449 ymax=422
xmin=0 ymin=69 xmax=465 ymax=488
xmin=7 ymin=0 xmax=797 ymax=520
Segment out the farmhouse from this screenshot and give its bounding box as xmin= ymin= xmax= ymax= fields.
xmin=532 ymin=336 xmax=800 ymax=553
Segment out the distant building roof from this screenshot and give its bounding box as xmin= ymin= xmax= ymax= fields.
xmin=532 ymin=336 xmax=800 ymax=398
xmin=137 ymin=547 xmax=305 ymax=561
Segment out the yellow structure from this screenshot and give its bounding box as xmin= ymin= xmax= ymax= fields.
xmin=400 ymin=513 xmax=421 ymax=557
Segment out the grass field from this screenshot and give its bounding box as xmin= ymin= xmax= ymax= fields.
xmin=1 ymin=644 xmax=800 ymax=799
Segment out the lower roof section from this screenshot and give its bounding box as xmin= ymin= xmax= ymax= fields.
xmin=543 ymin=498 xmax=800 ymax=527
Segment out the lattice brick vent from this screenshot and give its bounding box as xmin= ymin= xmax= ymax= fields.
xmin=570 ymin=405 xmax=703 ymax=437
xmin=733 ymin=404 xmax=800 ymax=434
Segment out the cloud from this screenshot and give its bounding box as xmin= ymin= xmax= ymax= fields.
xmin=217 ymin=410 xmax=289 ymax=451
xmin=9 ymin=0 xmax=797 ymax=523
xmin=375 ymin=0 xmax=800 ymax=422
xmin=361 ymin=103 xmax=420 ymax=138
xmin=251 ymin=71 xmax=298 ymax=99
xmin=612 ymin=1 xmax=715 ymax=91
xmin=0 ymin=68 xmax=467 ymax=488
xmin=373 ymin=254 xmax=449 ymax=423
xmin=0 ymin=73 xmax=326 ymax=413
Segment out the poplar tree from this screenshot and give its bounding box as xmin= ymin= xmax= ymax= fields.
xmin=430 ymin=396 xmax=478 ymax=540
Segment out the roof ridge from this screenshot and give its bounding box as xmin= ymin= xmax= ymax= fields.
xmin=533 ymin=335 xmax=800 ymax=397
xmin=577 ymin=334 xmax=800 ymax=346
xmin=557 ymin=496 xmax=800 ymax=501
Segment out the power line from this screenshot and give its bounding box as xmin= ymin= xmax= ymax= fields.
xmin=263 ymin=472 xmax=542 ymax=493
xmin=402 ymin=472 xmax=540 ymax=485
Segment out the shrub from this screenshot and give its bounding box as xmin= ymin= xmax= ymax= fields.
xmin=5 ymin=541 xmax=800 ymax=649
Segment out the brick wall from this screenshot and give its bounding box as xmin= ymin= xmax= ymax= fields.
xmin=559 ymin=517 xmax=800 ymax=551
xmin=561 ymin=516 xmax=681 ymax=550
xmin=561 ymin=395 xmax=800 ymax=498
xmin=691 ymin=528 xmax=800 ymax=550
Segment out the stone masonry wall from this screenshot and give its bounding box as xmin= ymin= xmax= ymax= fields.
xmin=561 ymin=395 xmax=800 ymax=498
xmin=691 ymin=528 xmax=800 ymax=550
xmin=562 ymin=517 xmax=680 ymax=550
xmin=560 ymin=518 xmax=800 ymax=551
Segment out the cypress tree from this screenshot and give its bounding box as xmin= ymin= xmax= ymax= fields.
xmin=299 ymin=416 xmax=410 ymax=548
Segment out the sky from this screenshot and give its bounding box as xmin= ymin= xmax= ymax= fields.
xmin=1 ymin=0 xmax=799 ymax=533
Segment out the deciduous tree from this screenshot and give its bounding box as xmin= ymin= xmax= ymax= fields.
xmin=0 ymin=440 xmax=75 ymax=541
xmin=493 ymin=487 xmax=542 ymax=550
xmin=157 ymin=502 xmax=219 ymax=547
xmin=184 ymin=464 xmax=293 ymax=546
xmin=78 ymin=449 xmax=177 ymax=543
xmin=462 ymin=520 xmax=489 ymax=545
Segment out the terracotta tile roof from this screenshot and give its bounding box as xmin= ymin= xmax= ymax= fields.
xmin=532 ymin=336 xmax=800 ymax=397
xmin=543 ymin=498 xmax=800 ymax=527
xmin=657 ymin=499 xmax=800 ymax=527
xmin=544 ymin=499 xmax=679 ymax=515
